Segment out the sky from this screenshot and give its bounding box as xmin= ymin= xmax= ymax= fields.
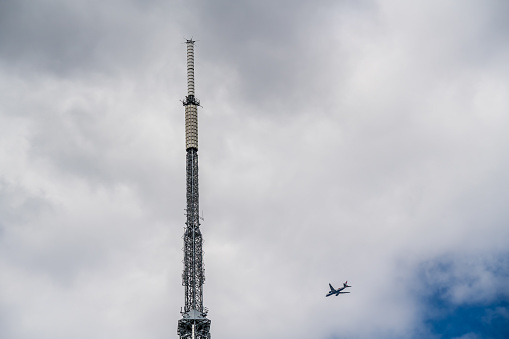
xmin=0 ymin=0 xmax=508 ymax=338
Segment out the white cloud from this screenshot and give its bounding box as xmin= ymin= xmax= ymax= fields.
xmin=0 ymin=0 xmax=508 ymax=338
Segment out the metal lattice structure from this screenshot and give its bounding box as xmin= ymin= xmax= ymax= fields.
xmin=177 ymin=39 xmax=211 ymax=339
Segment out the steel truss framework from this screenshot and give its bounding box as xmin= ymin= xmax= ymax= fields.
xmin=178 ymin=39 xmax=211 ymax=339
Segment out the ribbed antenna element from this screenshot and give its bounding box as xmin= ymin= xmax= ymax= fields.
xmin=183 ymin=40 xmax=200 ymax=150
xmin=178 ymin=39 xmax=211 ymax=339
xmin=186 ymin=42 xmax=195 ymax=96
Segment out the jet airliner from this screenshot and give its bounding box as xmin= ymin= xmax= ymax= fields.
xmin=326 ymin=281 xmax=351 ymax=297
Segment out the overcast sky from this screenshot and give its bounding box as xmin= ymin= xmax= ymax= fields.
xmin=1 ymin=0 xmax=508 ymax=338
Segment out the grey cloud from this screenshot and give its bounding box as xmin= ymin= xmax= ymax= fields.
xmin=417 ymin=253 xmax=509 ymax=305
xmin=0 ymin=180 xmax=51 ymax=235
xmin=1 ymin=0 xmax=509 ymax=338
xmin=180 ymin=0 xmax=372 ymax=116
xmin=452 ymin=334 xmax=481 ymax=339
xmin=0 ymin=0 xmax=182 ymax=76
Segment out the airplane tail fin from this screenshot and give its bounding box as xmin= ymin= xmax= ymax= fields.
xmin=344 ymin=281 xmax=351 ymax=288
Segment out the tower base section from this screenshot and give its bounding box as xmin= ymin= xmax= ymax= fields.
xmin=178 ymin=309 xmax=211 ymax=339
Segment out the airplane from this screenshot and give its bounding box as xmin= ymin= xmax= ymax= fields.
xmin=326 ymin=281 xmax=351 ymax=297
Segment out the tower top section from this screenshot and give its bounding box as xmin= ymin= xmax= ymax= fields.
xmin=183 ymin=39 xmax=200 ymax=106
xmin=183 ymin=39 xmax=199 ymax=150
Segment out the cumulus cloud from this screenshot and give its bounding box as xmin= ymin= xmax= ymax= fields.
xmin=0 ymin=0 xmax=508 ymax=338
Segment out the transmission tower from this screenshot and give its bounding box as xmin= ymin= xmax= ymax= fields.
xmin=177 ymin=39 xmax=211 ymax=339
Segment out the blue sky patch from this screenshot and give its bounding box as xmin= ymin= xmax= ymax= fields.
xmin=417 ymin=253 xmax=509 ymax=339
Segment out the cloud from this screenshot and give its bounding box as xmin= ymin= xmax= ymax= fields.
xmin=0 ymin=0 xmax=508 ymax=338
xmin=0 ymin=0 xmax=184 ymax=77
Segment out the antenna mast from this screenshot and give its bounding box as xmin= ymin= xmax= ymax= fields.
xmin=177 ymin=39 xmax=211 ymax=339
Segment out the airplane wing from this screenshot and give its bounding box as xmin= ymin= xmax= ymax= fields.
xmin=329 ymin=283 xmax=335 ymax=291
xmin=338 ymin=292 xmax=350 ymax=294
